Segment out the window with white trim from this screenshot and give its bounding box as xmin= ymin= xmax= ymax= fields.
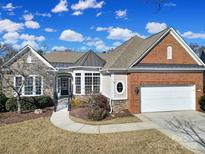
xmin=14 ymin=76 xmax=43 ymax=96
xmin=15 ymin=77 xmax=23 ymax=94
xmin=116 ymin=82 xmax=123 ymax=94
xmin=26 ymin=55 xmax=32 ymax=63
xmin=75 ymin=73 xmax=81 ymax=94
xmin=167 ymin=46 xmax=172 ymax=59
xmin=85 ymin=73 xmax=100 ymax=94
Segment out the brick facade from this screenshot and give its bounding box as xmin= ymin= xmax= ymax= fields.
xmin=128 ymin=32 xmax=204 ymax=114
xmin=139 ymin=33 xmax=197 ymax=65
xmin=128 ymin=72 xmax=203 ymax=113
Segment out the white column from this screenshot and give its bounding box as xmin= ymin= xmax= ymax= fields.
xmin=81 ymin=71 xmax=85 ymax=95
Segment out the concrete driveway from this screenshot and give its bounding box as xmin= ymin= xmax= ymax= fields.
xmin=139 ymin=111 xmax=205 ymax=154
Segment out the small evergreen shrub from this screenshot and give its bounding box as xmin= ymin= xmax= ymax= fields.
xmin=5 ymin=96 xmax=53 ymax=112
xmin=88 ymin=108 xmax=107 ymax=121
xmin=0 ymin=92 xmax=8 ymax=112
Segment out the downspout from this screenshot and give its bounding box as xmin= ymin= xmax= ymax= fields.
xmin=106 ymin=70 xmax=113 ymax=113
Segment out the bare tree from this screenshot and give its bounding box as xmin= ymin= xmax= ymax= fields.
xmin=166 ymin=117 xmax=205 ymax=150
xmin=1 ymin=45 xmax=54 ymax=113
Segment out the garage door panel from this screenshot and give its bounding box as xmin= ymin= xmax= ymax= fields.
xmin=141 ymin=85 xmax=195 ymax=112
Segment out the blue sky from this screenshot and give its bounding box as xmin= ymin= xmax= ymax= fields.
xmin=0 ymin=0 xmax=205 ymax=52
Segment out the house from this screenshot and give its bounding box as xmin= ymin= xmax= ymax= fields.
xmin=2 ymin=27 xmax=205 ymax=114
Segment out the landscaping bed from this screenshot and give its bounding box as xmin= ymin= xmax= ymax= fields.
xmin=70 ymin=106 xmax=141 ymax=125
xmin=0 ymin=107 xmax=53 ymax=126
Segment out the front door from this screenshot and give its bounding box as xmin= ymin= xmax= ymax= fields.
xmin=61 ymin=77 xmax=69 ymax=96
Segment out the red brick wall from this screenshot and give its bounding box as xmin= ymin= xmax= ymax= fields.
xmin=139 ymin=33 xmax=197 ymax=65
xmin=128 ymin=72 xmax=203 ymax=114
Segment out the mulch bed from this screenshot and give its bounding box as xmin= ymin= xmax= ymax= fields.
xmin=0 ymin=107 xmax=53 ymax=126
xmin=70 ymin=106 xmax=134 ymax=121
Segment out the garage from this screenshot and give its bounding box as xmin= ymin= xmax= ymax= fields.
xmin=141 ymin=85 xmax=196 ymax=113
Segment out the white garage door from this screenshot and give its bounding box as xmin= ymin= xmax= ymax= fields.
xmin=141 ymin=85 xmax=195 ymax=113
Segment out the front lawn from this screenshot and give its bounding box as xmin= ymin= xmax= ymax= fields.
xmin=0 ymin=117 xmax=192 ymax=154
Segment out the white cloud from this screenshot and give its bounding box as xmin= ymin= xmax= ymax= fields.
xmin=96 ymin=12 xmax=102 ymax=17
xmin=52 ymin=46 xmax=67 ymax=51
xmin=181 ymin=31 xmax=205 ymax=39
xmin=146 ymin=22 xmax=167 ymax=34
xmin=86 ymin=37 xmax=111 ymax=51
xmin=164 ymin=2 xmax=176 ymax=7
xmin=0 ymin=19 xmax=24 ymax=32
xmin=45 ymin=27 xmax=56 ymax=32
xmin=96 ymin=26 xmax=112 ymax=31
xmin=35 ymin=12 xmax=52 ymax=17
xmin=59 ymin=29 xmax=84 ymax=42
xmin=3 ymin=32 xmax=20 ymax=43
xmin=72 ymin=11 xmax=83 ymax=16
xmin=23 ymin=13 xmax=34 ymax=21
xmin=20 ymin=34 xmax=45 ymax=41
xmin=71 ymin=0 xmax=104 ymax=11
xmin=81 ymin=46 xmax=87 ymax=50
xmin=52 ymin=0 xmax=69 ymax=13
xmin=113 ymin=41 xmax=122 ymax=47
xmin=25 ymin=20 xmax=40 ymax=29
xmin=2 ymin=3 xmax=16 ymax=11
xmin=107 ymin=27 xmax=142 ymax=41
xmin=115 ymin=9 xmax=127 ymax=19
xmin=21 ymin=40 xmax=38 ymax=49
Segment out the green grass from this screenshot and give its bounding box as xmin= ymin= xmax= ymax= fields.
xmin=70 ymin=115 xmax=141 ymax=125
xmin=0 ymin=117 xmax=193 ymax=154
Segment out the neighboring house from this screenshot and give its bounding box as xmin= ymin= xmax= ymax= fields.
xmin=2 ymin=27 xmax=205 ymax=114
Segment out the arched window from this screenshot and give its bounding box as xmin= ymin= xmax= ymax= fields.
xmin=167 ymin=46 xmax=172 ymax=59
xmin=116 ymin=82 xmax=123 ymax=94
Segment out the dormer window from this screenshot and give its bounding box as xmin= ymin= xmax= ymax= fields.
xmin=167 ymin=46 xmax=172 ymax=60
xmin=27 ymin=55 xmax=32 ymax=63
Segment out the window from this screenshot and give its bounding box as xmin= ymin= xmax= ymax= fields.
xmin=167 ymin=46 xmax=172 ymax=59
xmin=24 ymin=77 xmax=33 ymax=95
xmin=75 ymin=73 xmax=81 ymax=94
xmin=14 ymin=76 xmax=43 ymax=96
xmin=93 ymin=73 xmax=100 ymax=94
xmin=15 ymin=77 xmax=23 ymax=94
xmin=85 ymin=73 xmax=92 ymax=94
xmin=26 ymin=55 xmax=32 ymax=63
xmin=116 ymin=82 xmax=123 ymax=94
xmin=35 ymin=77 xmax=42 ymax=95
xmin=85 ymin=73 xmax=100 ymax=94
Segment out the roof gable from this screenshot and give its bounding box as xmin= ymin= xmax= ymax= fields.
xmin=2 ymin=45 xmax=56 ymax=70
xmin=75 ymin=50 xmax=106 ymax=67
xmin=129 ymin=28 xmax=205 ymax=68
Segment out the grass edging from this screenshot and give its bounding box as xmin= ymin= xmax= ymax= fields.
xmin=69 ymin=114 xmax=142 ymax=125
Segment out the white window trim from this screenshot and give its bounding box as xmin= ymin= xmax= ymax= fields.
xmin=73 ymin=70 xmax=101 ymax=95
xmin=167 ymin=46 xmax=172 ymax=60
xmin=115 ymin=81 xmax=124 ymax=95
xmin=14 ymin=75 xmax=43 ymax=97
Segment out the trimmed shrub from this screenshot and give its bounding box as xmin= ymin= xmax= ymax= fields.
xmin=93 ymin=95 xmax=110 ymax=111
xmin=0 ymin=92 xmax=8 ymax=112
xmin=199 ymin=95 xmax=205 ymax=111
xmin=5 ymin=96 xmax=53 ymax=112
xmin=38 ymin=96 xmax=53 ymax=108
xmin=88 ymin=108 xmax=107 ymax=121
xmin=5 ymin=97 xmax=17 ymax=112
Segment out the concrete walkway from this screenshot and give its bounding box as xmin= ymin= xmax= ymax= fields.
xmin=50 ymin=108 xmax=156 ymax=134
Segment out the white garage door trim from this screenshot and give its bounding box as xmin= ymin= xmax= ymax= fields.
xmin=141 ymin=85 xmax=196 ymax=113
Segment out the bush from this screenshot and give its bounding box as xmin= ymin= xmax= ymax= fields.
xmin=93 ymin=95 xmax=110 ymax=111
xmin=88 ymin=108 xmax=107 ymax=121
xmin=0 ymin=92 xmax=8 ymax=112
xmin=199 ymin=95 xmax=205 ymax=111
xmin=5 ymin=97 xmax=17 ymax=112
xmin=5 ymin=96 xmax=53 ymax=112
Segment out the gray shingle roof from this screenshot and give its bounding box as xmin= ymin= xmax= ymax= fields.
xmin=44 ymin=28 xmax=172 ymax=70
xmin=75 ymin=50 xmax=106 ymax=67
